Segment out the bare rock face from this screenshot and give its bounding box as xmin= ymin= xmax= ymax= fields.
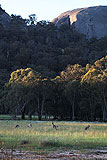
xmin=52 ymin=6 xmax=107 ymax=39
xmin=0 ymin=7 xmax=11 ymax=28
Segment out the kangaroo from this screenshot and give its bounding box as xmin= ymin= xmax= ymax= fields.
xmin=15 ymin=124 xmax=20 ymax=128
xmin=52 ymin=122 xmax=58 ymax=130
xmin=27 ymin=123 xmax=32 ymax=127
xmin=85 ymin=125 xmax=90 ymax=130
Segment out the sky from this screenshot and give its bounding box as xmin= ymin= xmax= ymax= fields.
xmin=0 ymin=0 xmax=107 ymax=21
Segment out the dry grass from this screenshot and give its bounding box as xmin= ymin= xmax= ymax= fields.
xmin=0 ymin=120 xmax=107 ymax=152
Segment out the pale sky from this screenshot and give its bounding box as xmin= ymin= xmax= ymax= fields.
xmin=0 ymin=0 xmax=107 ymax=21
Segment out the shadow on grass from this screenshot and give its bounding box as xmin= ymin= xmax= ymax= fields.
xmin=40 ymin=140 xmax=61 ymax=147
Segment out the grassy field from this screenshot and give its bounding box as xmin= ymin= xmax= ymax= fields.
xmin=0 ymin=120 xmax=107 ymax=153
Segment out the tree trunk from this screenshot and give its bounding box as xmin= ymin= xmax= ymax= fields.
xmin=40 ymin=95 xmax=45 ymax=120
xmin=29 ymin=113 xmax=32 ymax=120
xmin=72 ymin=101 xmax=75 ymax=120
xmin=21 ymin=103 xmax=26 ymax=120
xmin=103 ymin=94 xmax=107 ymax=121
xmin=21 ymin=109 xmax=25 ymax=120
xmin=12 ymin=114 xmax=16 ymax=120
xmin=90 ymin=103 xmax=94 ymax=121
xmin=103 ymin=106 xmax=107 ymax=121
xmin=70 ymin=93 xmax=75 ymax=121
xmin=37 ymin=95 xmax=45 ymax=121
xmin=89 ymin=96 xmax=95 ymax=121
xmin=37 ymin=97 xmax=41 ymax=120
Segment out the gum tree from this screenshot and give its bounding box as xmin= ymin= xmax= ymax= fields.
xmin=7 ymin=68 xmax=53 ymax=120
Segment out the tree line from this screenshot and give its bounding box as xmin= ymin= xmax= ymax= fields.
xmin=1 ymin=56 xmax=107 ymax=121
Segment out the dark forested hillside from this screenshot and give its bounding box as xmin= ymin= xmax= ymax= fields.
xmin=0 ymin=7 xmax=107 ymax=121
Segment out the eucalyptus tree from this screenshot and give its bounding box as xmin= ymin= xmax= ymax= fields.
xmin=8 ymin=68 xmax=53 ymax=120
xmin=51 ymin=76 xmax=67 ymax=120
xmin=94 ymin=69 xmax=107 ymax=121
xmin=81 ymin=67 xmax=100 ymax=121
xmin=5 ymin=83 xmax=28 ymax=119
xmin=28 ymin=14 xmax=37 ymax=25
xmin=7 ymin=68 xmax=35 ymax=119
xmin=31 ymin=76 xmax=53 ymax=120
xmin=56 ymin=64 xmax=85 ymax=120
xmin=64 ymin=80 xmax=80 ymax=120
xmin=60 ymin=64 xmax=86 ymax=81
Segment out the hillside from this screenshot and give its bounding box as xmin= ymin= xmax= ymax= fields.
xmin=0 ymin=6 xmax=106 ymax=121
xmin=0 ymin=6 xmax=106 ymax=79
xmin=0 ymin=6 xmax=106 ymax=80
xmin=0 ymin=6 xmax=11 ymax=28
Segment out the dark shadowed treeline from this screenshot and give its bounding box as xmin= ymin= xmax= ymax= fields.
xmin=1 ymin=56 xmax=107 ymax=121
xmin=0 ymin=8 xmax=107 ymax=121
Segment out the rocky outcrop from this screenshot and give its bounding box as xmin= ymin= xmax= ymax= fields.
xmin=52 ymin=6 xmax=107 ymax=39
xmin=0 ymin=7 xmax=11 ymax=28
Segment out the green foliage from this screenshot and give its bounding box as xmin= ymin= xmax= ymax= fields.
xmin=9 ymin=68 xmax=41 ymax=85
xmin=60 ymin=64 xmax=86 ymax=81
xmin=0 ymin=14 xmax=106 ymax=77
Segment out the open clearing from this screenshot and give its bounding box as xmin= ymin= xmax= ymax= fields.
xmin=0 ymin=120 xmax=107 ymax=159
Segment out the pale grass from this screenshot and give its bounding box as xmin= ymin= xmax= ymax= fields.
xmin=0 ymin=120 xmax=107 ymax=151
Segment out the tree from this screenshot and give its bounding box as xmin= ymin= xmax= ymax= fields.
xmin=51 ymin=77 xmax=67 ymax=120
xmin=60 ymin=64 xmax=86 ymax=81
xmin=81 ymin=67 xmax=101 ymax=121
xmin=5 ymin=83 xmax=29 ymax=119
xmin=95 ymin=69 xmax=107 ymax=121
xmin=28 ymin=14 xmax=37 ymax=25
xmin=8 ymin=68 xmax=53 ymax=120
xmin=6 ymin=68 xmax=37 ymax=119
xmin=64 ymin=80 xmax=80 ymax=120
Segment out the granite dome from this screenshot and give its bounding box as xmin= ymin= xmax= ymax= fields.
xmin=52 ymin=6 xmax=107 ymax=39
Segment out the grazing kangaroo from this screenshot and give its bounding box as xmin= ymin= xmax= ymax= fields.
xmin=52 ymin=122 xmax=58 ymax=130
xmin=27 ymin=123 xmax=32 ymax=127
xmin=85 ymin=125 xmax=90 ymax=130
xmin=15 ymin=124 xmax=20 ymax=128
